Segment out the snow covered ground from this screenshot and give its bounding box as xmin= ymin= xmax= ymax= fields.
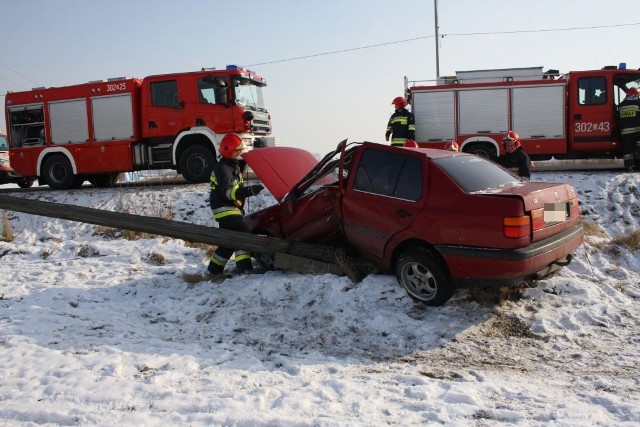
xmin=0 ymin=170 xmax=638 ymax=426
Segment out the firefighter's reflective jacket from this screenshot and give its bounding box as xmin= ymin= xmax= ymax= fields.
xmin=209 ymin=158 xmax=250 ymax=220
xmin=386 ymin=108 xmax=416 ymax=146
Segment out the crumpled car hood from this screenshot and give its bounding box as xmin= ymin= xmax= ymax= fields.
xmin=242 ymin=146 xmax=319 ymax=202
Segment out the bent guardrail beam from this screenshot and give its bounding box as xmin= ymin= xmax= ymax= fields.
xmin=0 ymin=194 xmax=361 ymax=279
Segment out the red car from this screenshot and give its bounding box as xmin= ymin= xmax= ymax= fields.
xmin=243 ymin=140 xmax=584 ymax=306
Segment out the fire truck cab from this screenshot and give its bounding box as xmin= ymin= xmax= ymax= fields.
xmin=4 ymin=65 xmax=276 ymax=189
xmin=406 ymin=64 xmax=640 ymax=161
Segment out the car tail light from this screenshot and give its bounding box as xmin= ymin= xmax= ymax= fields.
xmin=503 ymin=216 xmax=531 ymax=238
xmin=530 ymin=208 xmax=545 ymax=231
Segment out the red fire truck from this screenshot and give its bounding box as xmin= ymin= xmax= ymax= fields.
xmin=405 ymin=64 xmax=640 ymax=161
xmin=4 ymin=65 xmax=276 ymax=189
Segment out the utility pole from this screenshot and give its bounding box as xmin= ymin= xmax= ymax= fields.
xmin=434 ymin=0 xmax=440 ymax=80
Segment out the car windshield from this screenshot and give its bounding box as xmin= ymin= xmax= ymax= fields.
xmin=433 ymin=155 xmax=520 ymax=192
xmin=0 ymin=135 xmax=8 ymax=151
xmin=288 ymin=141 xmax=354 ymax=199
xmin=233 ymin=76 xmax=267 ymax=112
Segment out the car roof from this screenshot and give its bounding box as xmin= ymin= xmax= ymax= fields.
xmin=243 ymin=140 xmax=464 ymax=202
xmin=358 ymin=141 xmax=460 ymax=160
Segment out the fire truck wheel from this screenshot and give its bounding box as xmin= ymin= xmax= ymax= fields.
xmin=89 ymin=173 xmax=120 ymax=188
xmin=17 ymin=178 xmax=36 ymax=189
xmin=179 ymin=145 xmax=215 ymax=183
xmin=42 ymin=155 xmax=76 ymax=190
xmin=466 ymin=143 xmax=497 ymax=160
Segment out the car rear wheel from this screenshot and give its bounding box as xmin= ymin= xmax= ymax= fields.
xmin=395 ymin=247 xmax=455 ymax=306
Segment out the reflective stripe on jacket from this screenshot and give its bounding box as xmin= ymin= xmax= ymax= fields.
xmin=209 ymin=158 xmax=247 ymax=220
xmin=386 ymin=108 xmax=416 ymax=141
xmin=618 ymin=99 xmax=640 ymax=135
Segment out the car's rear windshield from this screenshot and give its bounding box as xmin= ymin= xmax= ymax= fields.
xmin=433 ymin=155 xmax=520 ymax=192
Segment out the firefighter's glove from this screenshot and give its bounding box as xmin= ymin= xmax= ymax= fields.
xmin=385 ymin=133 xmax=390 ymax=141
xmin=247 ymin=184 xmax=264 ymax=196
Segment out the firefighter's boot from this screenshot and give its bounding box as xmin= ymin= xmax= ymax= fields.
xmin=235 ymin=258 xmax=266 ymax=275
xmin=624 ymin=158 xmax=635 ymax=172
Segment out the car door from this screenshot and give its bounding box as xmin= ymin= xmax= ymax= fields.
xmin=278 ymin=185 xmax=343 ymax=244
xmin=341 ymin=147 xmax=425 ymax=260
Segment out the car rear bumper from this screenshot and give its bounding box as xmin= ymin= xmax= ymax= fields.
xmin=436 ymin=224 xmax=584 ymax=286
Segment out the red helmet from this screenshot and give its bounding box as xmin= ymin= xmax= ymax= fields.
xmin=404 ymin=139 xmax=418 ymax=147
xmin=392 ymin=96 xmax=408 ymax=108
xmin=626 ymin=87 xmax=639 ymax=97
xmin=219 ymin=133 xmax=247 ymax=158
xmin=444 ymin=141 xmax=459 ymax=152
xmin=502 ymin=130 xmax=522 ymax=149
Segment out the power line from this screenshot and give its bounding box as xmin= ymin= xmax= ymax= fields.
xmin=445 ymin=21 xmax=640 ymax=37
xmin=0 ymin=63 xmax=41 ymax=88
xmin=247 ymin=21 xmax=640 ymax=67
xmin=246 ymin=35 xmax=433 ymax=66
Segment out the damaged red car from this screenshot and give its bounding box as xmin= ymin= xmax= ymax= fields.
xmin=243 ymin=140 xmax=584 ymax=306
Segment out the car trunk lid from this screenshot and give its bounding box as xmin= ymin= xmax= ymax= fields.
xmin=475 ymin=181 xmax=580 ymax=242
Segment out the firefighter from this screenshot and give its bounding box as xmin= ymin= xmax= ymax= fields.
xmin=497 ymin=130 xmax=532 ymax=179
xmin=385 ymin=97 xmax=416 ymax=146
xmin=403 ymin=139 xmax=418 ymax=147
xmin=444 ymin=141 xmax=459 ymax=152
xmin=207 ymin=133 xmax=264 ymax=277
xmin=617 ymin=87 xmax=640 ymax=171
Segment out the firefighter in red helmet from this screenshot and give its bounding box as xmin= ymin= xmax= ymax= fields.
xmin=497 ymin=130 xmax=532 ymax=179
xmin=444 ymin=141 xmax=459 ymax=152
xmin=385 ymin=97 xmax=416 ymax=146
xmin=403 ymin=139 xmax=418 ymax=147
xmin=207 ymin=134 xmax=264 ymax=278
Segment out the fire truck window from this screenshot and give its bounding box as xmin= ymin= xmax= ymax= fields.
xmin=151 ymin=80 xmax=179 ymax=108
xmin=578 ymin=77 xmax=607 ymax=106
xmin=198 ymin=77 xmax=228 ymax=105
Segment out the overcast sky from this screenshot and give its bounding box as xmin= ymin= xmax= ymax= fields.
xmin=1 ymin=0 xmax=639 ymax=154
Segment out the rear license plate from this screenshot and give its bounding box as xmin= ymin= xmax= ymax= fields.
xmin=544 ymin=202 xmax=568 ymax=224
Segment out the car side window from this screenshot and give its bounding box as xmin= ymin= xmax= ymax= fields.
xmin=353 ymin=149 xmax=422 ymax=201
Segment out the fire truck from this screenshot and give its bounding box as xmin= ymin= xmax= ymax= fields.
xmin=405 ymin=64 xmax=640 ymax=161
xmin=4 ymin=65 xmax=276 ymax=189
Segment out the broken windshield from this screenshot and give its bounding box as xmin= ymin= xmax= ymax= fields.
xmin=233 ymin=76 xmax=267 ymax=111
